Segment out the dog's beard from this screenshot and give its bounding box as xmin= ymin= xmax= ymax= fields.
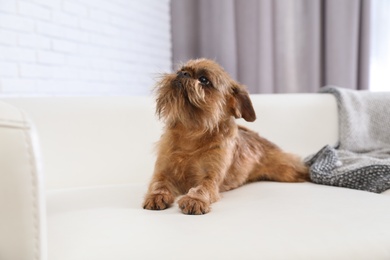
xmin=155 ymin=76 xmax=226 ymax=132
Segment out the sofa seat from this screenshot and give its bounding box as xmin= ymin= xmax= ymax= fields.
xmin=47 ymin=182 xmax=390 ymax=260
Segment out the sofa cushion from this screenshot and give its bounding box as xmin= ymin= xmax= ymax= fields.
xmin=47 ymin=183 xmax=390 ymax=260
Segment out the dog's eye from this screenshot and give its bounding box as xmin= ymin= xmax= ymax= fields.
xmin=198 ymin=76 xmax=210 ymax=85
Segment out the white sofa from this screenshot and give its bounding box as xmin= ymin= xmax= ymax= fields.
xmin=1 ymin=94 xmax=390 ymax=260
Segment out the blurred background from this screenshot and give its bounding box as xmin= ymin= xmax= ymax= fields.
xmin=0 ymin=0 xmax=388 ymax=96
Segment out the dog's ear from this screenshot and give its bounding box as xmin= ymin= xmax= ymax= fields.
xmin=229 ymin=83 xmax=256 ymax=122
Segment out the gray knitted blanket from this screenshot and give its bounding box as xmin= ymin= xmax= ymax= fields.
xmin=305 ymin=86 xmax=390 ymax=193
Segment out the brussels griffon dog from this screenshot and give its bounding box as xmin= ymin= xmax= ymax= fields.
xmin=143 ymin=58 xmax=309 ymax=215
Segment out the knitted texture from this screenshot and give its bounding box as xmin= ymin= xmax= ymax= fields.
xmin=305 ymin=86 xmax=390 ymax=193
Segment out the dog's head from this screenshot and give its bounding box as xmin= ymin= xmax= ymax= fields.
xmin=155 ymin=58 xmax=256 ymax=130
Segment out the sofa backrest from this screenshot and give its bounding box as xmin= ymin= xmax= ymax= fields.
xmin=243 ymin=93 xmax=338 ymax=157
xmin=0 ymin=94 xmax=338 ymax=190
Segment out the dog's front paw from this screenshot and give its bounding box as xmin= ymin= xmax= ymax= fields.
xmin=143 ymin=192 xmax=174 ymax=210
xmin=178 ymin=195 xmax=210 ymax=215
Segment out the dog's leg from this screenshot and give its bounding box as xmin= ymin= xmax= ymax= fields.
xmin=143 ymin=173 xmax=177 ymax=210
xmin=177 ymin=177 xmax=219 ymax=215
xmin=178 ymin=154 xmax=229 ymax=215
xmin=249 ymin=152 xmax=309 ymax=183
xmin=271 ymin=152 xmax=309 ymax=182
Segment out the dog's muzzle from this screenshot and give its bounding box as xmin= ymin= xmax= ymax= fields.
xmin=177 ymin=71 xmax=191 ymax=79
xmin=174 ymin=71 xmax=191 ymax=89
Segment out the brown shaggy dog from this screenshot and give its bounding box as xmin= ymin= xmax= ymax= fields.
xmin=143 ymin=58 xmax=309 ymax=215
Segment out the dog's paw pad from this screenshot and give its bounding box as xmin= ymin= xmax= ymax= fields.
xmin=143 ymin=193 xmax=174 ymax=210
xmin=178 ymin=196 xmax=210 ymax=215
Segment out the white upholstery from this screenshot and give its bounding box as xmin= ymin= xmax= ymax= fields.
xmin=0 ymin=102 xmax=47 ymax=260
xmin=1 ymin=94 xmax=390 ymax=260
xmin=2 ymin=97 xmax=161 ymax=190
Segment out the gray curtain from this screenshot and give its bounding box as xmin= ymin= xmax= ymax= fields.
xmin=171 ymin=0 xmax=371 ymax=93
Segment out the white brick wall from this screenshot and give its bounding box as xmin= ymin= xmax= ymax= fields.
xmin=0 ymin=0 xmax=171 ymax=96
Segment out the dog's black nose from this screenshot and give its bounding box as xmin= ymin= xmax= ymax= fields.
xmin=177 ymin=71 xmax=191 ymax=78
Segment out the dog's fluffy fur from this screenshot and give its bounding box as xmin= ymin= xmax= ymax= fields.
xmin=143 ymin=58 xmax=309 ymax=215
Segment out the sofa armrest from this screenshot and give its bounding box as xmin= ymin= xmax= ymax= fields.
xmin=0 ymin=101 xmax=47 ymax=260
